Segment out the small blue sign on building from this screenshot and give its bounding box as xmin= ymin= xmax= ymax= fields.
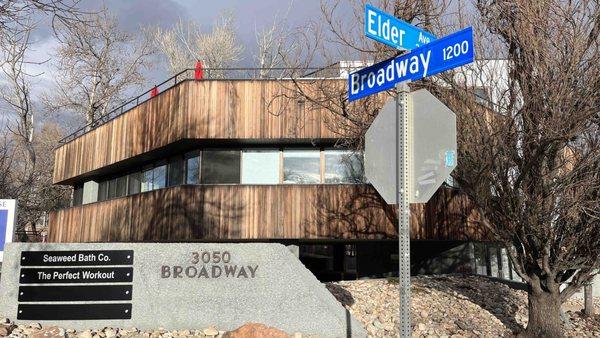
xmin=348 ymin=27 xmax=474 ymax=101
xmin=365 ymin=4 xmax=436 ymax=50
xmin=0 ymin=199 xmax=16 ymax=261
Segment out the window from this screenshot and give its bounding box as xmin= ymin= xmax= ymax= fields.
xmin=185 ymin=151 xmax=201 ymax=184
xmin=153 ymin=163 xmax=167 ymax=189
xmin=323 ymin=149 xmax=363 ymax=183
xmin=242 ymin=149 xmax=280 ymax=184
xmin=98 ymin=180 xmax=108 ymax=201
xmin=72 ymin=184 xmax=83 ymax=206
xmin=168 ymin=156 xmax=184 ymax=187
xmin=283 ymin=149 xmax=320 ymax=184
xmin=115 ymin=175 xmax=128 ymax=198
xmin=201 ymin=149 xmax=241 ymax=184
xmin=141 ymin=167 xmax=154 ymax=192
xmin=128 ymin=172 xmax=141 ymax=195
xmin=107 ymin=178 xmax=118 ymax=199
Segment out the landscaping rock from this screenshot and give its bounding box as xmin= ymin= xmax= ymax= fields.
xmin=222 ymin=323 xmax=290 ymax=338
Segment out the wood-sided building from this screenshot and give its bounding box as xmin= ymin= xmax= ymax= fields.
xmin=50 ymin=78 xmax=487 ymax=280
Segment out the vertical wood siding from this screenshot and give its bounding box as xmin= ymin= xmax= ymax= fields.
xmin=53 ymin=80 xmax=341 ymax=184
xmin=48 ymin=185 xmax=488 ymax=243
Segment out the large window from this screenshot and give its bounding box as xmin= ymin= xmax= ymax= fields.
xmin=324 ymin=150 xmax=364 ymax=183
xmin=153 ymin=163 xmax=167 ymax=190
xmin=242 ymin=149 xmax=280 ymax=184
xmin=128 ymin=172 xmax=141 ymax=195
xmin=72 ymin=184 xmax=83 ymax=206
xmin=98 ymin=180 xmax=108 ymax=201
xmin=115 ymin=175 xmax=128 ymax=198
xmin=283 ymin=150 xmax=321 ymax=184
xmin=141 ymin=167 xmax=154 ymax=192
xmin=168 ymin=156 xmax=184 ymax=187
xmin=185 ymin=151 xmax=201 ymax=184
xmin=201 ymin=149 xmax=240 ymax=184
xmin=80 ymin=147 xmax=367 ymax=206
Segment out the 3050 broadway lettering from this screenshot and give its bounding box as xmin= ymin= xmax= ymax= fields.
xmin=160 ymin=251 xmax=258 ymax=279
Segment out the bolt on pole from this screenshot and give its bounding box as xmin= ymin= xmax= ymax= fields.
xmin=396 ymin=82 xmax=411 ymax=337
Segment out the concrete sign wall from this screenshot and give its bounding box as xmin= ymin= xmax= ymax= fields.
xmin=0 ymin=242 xmax=366 ymax=337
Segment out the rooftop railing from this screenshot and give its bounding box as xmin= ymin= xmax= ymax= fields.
xmin=57 ymin=65 xmax=351 ymax=145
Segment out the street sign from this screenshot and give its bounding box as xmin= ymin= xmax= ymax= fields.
xmin=364 ymin=89 xmax=457 ymax=204
xmin=356 ymin=8 xmax=475 ymax=336
xmin=348 ymin=26 xmax=474 ymax=101
xmin=0 ymin=199 xmax=16 ymax=262
xmin=364 ymin=4 xmax=436 ymax=50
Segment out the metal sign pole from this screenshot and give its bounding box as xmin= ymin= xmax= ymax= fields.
xmin=396 ymin=82 xmax=411 ymax=337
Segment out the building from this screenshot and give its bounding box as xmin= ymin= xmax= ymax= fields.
xmin=49 ymin=67 xmax=504 ymax=281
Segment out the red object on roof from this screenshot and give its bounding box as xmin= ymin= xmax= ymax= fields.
xmin=150 ymin=86 xmax=158 ymax=98
xmin=195 ymin=60 xmax=203 ymax=80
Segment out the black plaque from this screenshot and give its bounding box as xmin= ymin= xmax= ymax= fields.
xmin=18 ymin=285 xmax=133 ymax=302
xmin=19 ymin=267 xmax=133 ymax=284
xmin=20 ymin=250 xmax=133 ymax=266
xmin=17 ymin=303 xmax=132 ymax=320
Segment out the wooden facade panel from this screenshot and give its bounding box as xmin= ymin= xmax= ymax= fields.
xmin=48 ymin=185 xmax=487 ymax=243
xmin=53 ymin=80 xmax=342 ymax=184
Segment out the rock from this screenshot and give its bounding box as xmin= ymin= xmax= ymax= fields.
xmin=103 ymin=328 xmax=116 ymax=338
xmin=203 ymin=326 xmax=219 ymax=337
xmin=29 ymin=326 xmax=66 ymax=338
xmin=0 ymin=326 xmax=11 ymax=337
xmin=222 ymin=323 xmax=290 ymax=338
xmin=454 ymin=319 xmax=470 ymax=331
xmin=420 ymin=310 xmax=429 ymax=318
xmin=373 ymin=320 xmax=385 ymax=329
xmin=78 ymin=330 xmax=93 ymax=338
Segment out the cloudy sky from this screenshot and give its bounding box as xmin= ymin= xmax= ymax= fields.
xmin=1 ymin=0 xmax=355 ymax=129
xmin=27 ymin=0 xmax=351 ymax=86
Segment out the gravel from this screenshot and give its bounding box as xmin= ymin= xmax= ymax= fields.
xmin=326 ymin=274 xmax=600 ymax=337
xmin=1 ymin=274 xmax=598 ymax=337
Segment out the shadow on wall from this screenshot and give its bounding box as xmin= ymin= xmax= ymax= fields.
xmin=303 ymin=185 xmax=398 ymax=239
xmin=306 ymin=184 xmax=489 ymax=241
xmin=142 ymin=186 xmax=246 ymax=241
xmin=419 ymin=186 xmax=489 ymax=241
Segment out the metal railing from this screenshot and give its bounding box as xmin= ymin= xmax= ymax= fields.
xmin=57 ymin=65 xmax=347 ymax=145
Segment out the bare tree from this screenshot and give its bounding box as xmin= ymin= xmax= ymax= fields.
xmin=0 ymin=0 xmax=87 ymax=39
xmin=145 ymin=21 xmax=190 ymax=74
xmin=254 ymin=3 xmax=293 ymax=78
xmin=277 ymin=0 xmax=599 ymax=337
xmin=147 ymin=11 xmax=243 ymax=77
xmin=45 ymin=10 xmax=153 ymax=128
xmin=0 ymin=23 xmax=70 ymax=237
xmin=0 ymin=26 xmax=37 ymax=167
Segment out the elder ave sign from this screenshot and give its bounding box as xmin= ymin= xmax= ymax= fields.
xmin=350 ymin=4 xmax=475 ymax=338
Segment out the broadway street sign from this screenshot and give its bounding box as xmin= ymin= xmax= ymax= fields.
xmin=348 ymin=26 xmax=474 ymax=101
xmin=365 ymin=4 xmax=436 ymax=50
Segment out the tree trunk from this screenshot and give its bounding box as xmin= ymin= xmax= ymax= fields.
xmin=519 ymin=289 xmax=564 ymax=338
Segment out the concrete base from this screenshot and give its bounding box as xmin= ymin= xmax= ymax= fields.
xmin=0 ymin=242 xmax=366 ymax=337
